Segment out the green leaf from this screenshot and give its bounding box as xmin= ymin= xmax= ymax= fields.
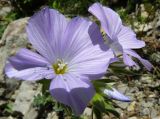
xmin=93 ymin=106 xmax=102 ymax=119
xmin=104 ymin=102 xmax=120 ymax=117
xmin=92 ymin=93 xmax=120 ymax=118
xmin=38 ymin=79 xmax=51 ymax=93
xmin=4 ymin=102 xmax=13 ymax=113
xmin=92 ymin=80 xmax=113 ymax=94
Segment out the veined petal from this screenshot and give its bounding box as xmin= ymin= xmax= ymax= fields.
xmin=49 ymin=73 xmax=95 ymax=115
xmin=8 ymin=48 xmax=49 ymax=70
xmin=68 ymin=47 xmax=114 ymax=76
xmin=118 ymin=26 xmax=145 ymax=49
xmin=5 ymin=63 xmax=55 ymax=80
xmin=61 ymin=17 xmax=106 ymax=61
xmin=88 ymin=2 xmax=122 ymax=40
xmin=124 ymin=49 xmax=153 ymax=71
xmin=26 ymin=7 xmax=68 ymax=63
xmin=104 ymin=88 xmax=131 ymax=102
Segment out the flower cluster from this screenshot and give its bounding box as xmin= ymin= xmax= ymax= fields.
xmin=5 ymin=3 xmax=152 ymax=115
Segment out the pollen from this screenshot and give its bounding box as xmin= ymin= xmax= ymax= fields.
xmin=53 ymin=59 xmax=68 ymax=74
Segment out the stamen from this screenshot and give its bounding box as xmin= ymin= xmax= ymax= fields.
xmin=52 ymin=59 xmax=68 ymax=74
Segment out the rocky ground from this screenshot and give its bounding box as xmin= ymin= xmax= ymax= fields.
xmin=0 ymin=1 xmax=160 ymax=119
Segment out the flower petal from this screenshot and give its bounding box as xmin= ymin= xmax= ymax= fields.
xmin=49 ymin=73 xmax=95 ymax=115
xmin=69 ymin=47 xmax=114 ymax=76
xmin=104 ymin=88 xmax=131 ymax=102
xmin=59 ymin=17 xmax=114 ymax=76
xmin=124 ymin=49 xmax=153 ymax=71
xmin=88 ymin=2 xmax=122 ymax=40
xmin=8 ymin=48 xmax=49 ymax=70
xmin=123 ymin=52 xmax=138 ymax=66
xmin=5 ymin=62 xmax=55 ymax=80
xmin=118 ymin=26 xmax=145 ymax=49
xmin=60 ymin=17 xmax=107 ymax=61
xmin=26 ymin=7 xmax=68 ymax=63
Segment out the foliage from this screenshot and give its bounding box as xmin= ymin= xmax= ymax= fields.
xmin=0 ymin=12 xmax=17 ymax=39
xmin=0 ymin=102 xmax=13 ymax=116
xmin=150 ymin=52 xmax=160 ymax=64
xmin=9 ymin=0 xmax=47 ymax=16
xmin=48 ymin=0 xmax=109 ymax=16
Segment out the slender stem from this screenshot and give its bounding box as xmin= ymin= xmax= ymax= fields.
xmin=91 ymin=107 xmax=94 ymax=119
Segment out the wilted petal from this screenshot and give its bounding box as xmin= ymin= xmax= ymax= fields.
xmin=104 ymin=88 xmax=131 ymax=102
xmin=118 ymin=26 xmax=145 ymax=49
xmin=26 ymin=7 xmax=68 ymax=63
xmin=88 ymin=2 xmax=122 ymax=40
xmin=124 ymin=49 xmax=153 ymax=71
xmin=5 ymin=63 xmax=55 ymax=80
xmin=49 ymin=73 xmax=95 ymax=115
xmin=8 ymin=48 xmax=49 ymax=70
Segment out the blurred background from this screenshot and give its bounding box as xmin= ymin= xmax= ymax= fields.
xmin=0 ymin=0 xmax=160 ymax=119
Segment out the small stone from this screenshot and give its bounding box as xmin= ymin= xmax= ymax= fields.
xmin=140 ymin=4 xmax=149 ymax=18
xmin=135 ymin=91 xmax=145 ymax=100
xmin=148 ymin=94 xmax=156 ymax=98
xmin=150 ymin=108 xmax=158 ymax=118
xmin=0 ymin=88 xmax=5 ymax=96
xmin=0 ymin=100 xmax=6 ymax=106
xmin=129 ymin=87 xmax=139 ymax=93
xmin=141 ymin=108 xmax=150 ymax=115
xmin=13 ymin=81 xmax=41 ymax=116
xmin=128 ymin=116 xmax=138 ymax=119
xmin=140 ymin=75 xmax=153 ymax=84
xmin=116 ymin=101 xmax=129 ymax=109
xmin=0 ymin=6 xmax=12 ymax=17
xmin=152 ymin=116 xmax=160 ymax=119
xmin=116 ymin=83 xmax=128 ymax=94
xmin=141 ymin=101 xmax=153 ymax=108
xmin=102 ymin=115 xmax=110 ymax=119
xmin=23 ymin=107 xmax=38 ymax=119
xmin=47 ymin=112 xmax=58 ymax=119
xmin=83 ymin=107 xmax=92 ymax=116
xmin=127 ymin=101 xmax=136 ymax=112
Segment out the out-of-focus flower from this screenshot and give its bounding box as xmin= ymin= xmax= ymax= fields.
xmin=5 ymin=7 xmax=114 ymax=115
xmin=104 ymin=88 xmax=131 ymax=102
xmin=88 ymin=3 xmax=153 ymax=71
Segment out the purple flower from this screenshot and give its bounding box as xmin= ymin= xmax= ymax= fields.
xmin=88 ymin=3 xmax=153 ymax=71
xmin=5 ymin=7 xmax=114 ymax=115
xmin=104 ymin=88 xmax=131 ymax=102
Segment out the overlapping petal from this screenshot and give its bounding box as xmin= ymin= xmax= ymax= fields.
xmin=26 ymin=7 xmax=68 ymax=63
xmin=61 ymin=17 xmax=107 ymax=61
xmin=49 ymin=73 xmax=95 ymax=115
xmin=104 ymin=88 xmax=131 ymax=102
xmin=88 ymin=2 xmax=122 ymax=40
xmin=59 ymin=17 xmax=114 ymax=75
xmin=5 ymin=63 xmax=55 ymax=80
xmin=8 ymin=48 xmax=49 ymax=70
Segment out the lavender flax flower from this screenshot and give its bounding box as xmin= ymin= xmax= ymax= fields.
xmin=5 ymin=7 xmax=114 ymax=115
xmin=89 ymin=3 xmax=153 ymax=71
